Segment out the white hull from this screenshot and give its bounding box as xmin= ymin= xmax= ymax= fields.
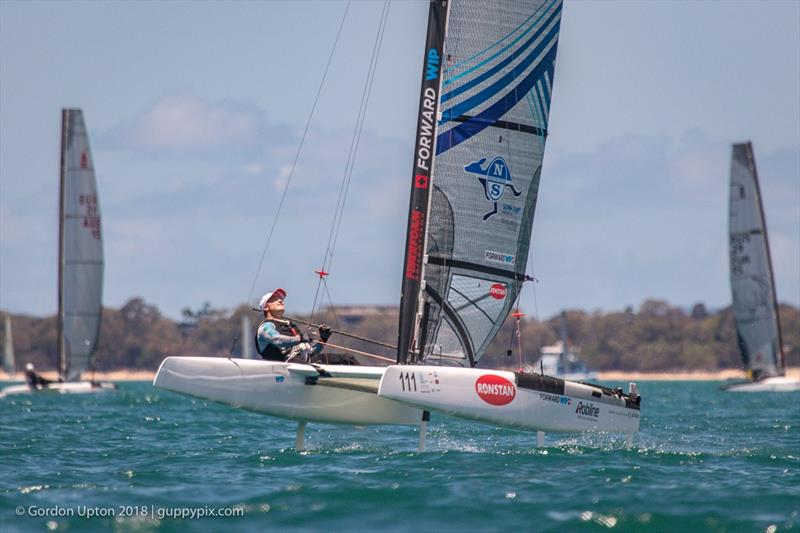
xmin=153 ymin=356 xmax=422 ymax=425
xmin=0 ymin=380 xmax=116 ymax=398
xmin=722 ymin=375 xmax=800 ymax=392
xmin=378 ymin=366 xmax=640 ymax=433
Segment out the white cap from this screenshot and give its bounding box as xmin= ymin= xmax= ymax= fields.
xmin=259 ymin=288 xmax=287 ymax=309
xmin=25 ymin=362 xmax=34 ymax=371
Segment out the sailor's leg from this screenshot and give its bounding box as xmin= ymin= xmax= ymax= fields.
xmin=537 ymin=430 xmax=545 ymax=448
xmin=418 ymin=411 xmax=430 ymax=452
xmin=295 ymin=421 xmax=307 ymax=451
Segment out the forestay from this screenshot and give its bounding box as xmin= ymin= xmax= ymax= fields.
xmin=399 ymin=0 xmax=563 ymax=366
xmin=729 ymin=142 xmax=783 ymax=378
xmin=60 ymin=109 xmax=104 ymax=381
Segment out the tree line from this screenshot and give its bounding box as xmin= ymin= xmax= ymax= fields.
xmin=2 ymin=298 xmax=798 ymax=372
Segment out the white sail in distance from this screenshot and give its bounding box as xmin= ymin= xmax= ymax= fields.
xmin=729 ymin=141 xmax=783 ymax=379
xmin=242 ymin=314 xmax=255 ymax=359
xmin=3 ymin=313 xmax=15 ymax=375
xmin=59 ymin=109 xmax=104 ymax=381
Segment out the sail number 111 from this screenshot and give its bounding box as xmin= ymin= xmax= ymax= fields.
xmin=399 ymin=371 xmax=417 ymax=392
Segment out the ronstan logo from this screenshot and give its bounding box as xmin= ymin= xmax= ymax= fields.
xmin=475 ymin=374 xmax=516 ymax=406
xmin=489 ymin=283 xmax=507 ymax=300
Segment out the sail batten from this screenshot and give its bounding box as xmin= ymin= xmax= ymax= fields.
xmin=59 ymin=109 xmax=104 ymax=381
xmin=399 ymin=0 xmax=562 ymax=367
xmin=729 ymin=141 xmax=783 ymax=379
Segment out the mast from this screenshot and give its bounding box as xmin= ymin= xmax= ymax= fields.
xmin=397 ymin=0 xmax=450 ymax=364
xmin=58 ymin=109 xmax=68 ymax=379
xmin=746 ymin=142 xmax=786 ymax=373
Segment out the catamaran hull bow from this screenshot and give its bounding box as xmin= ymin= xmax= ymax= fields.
xmin=379 ymin=366 xmax=640 ymax=433
xmin=153 ymin=356 xmax=422 ymax=425
xmin=0 ymin=381 xmax=116 ymax=398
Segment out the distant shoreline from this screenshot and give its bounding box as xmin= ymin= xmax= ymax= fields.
xmin=2 ymin=367 xmax=798 ymax=382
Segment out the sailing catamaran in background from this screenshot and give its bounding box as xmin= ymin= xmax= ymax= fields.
xmin=0 ymin=110 xmax=115 ymax=398
xmin=241 ymin=314 xmax=255 ymax=359
xmin=2 ymin=313 xmax=15 ymax=377
xmin=155 ymin=0 xmax=641 ymax=448
xmin=723 ymin=142 xmax=799 ymax=392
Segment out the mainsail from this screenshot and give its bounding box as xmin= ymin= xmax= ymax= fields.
xmin=729 ymin=142 xmax=784 ymax=378
xmin=59 ymin=109 xmax=104 ymax=381
xmin=399 ymin=0 xmax=563 ymax=366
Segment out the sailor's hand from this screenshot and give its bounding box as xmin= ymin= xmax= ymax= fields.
xmin=318 ymin=324 xmax=332 ymax=342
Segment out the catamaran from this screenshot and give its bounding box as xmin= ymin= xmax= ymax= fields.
xmin=723 ymin=142 xmax=799 ymax=392
xmin=0 ymin=110 xmax=115 ymax=398
xmin=154 ymin=0 xmax=641 ymax=448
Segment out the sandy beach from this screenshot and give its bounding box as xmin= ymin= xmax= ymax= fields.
xmin=2 ymin=367 xmax=798 ymax=382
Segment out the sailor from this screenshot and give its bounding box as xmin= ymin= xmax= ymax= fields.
xmin=255 ymin=288 xmax=332 ymax=362
xmin=24 ymin=362 xmax=54 ymax=389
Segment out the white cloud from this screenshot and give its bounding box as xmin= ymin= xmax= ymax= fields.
xmin=242 ymin=163 xmax=264 ymax=175
xmin=103 ymin=91 xmax=269 ymax=154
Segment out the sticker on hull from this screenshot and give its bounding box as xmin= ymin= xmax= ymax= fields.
xmin=475 ymin=374 xmax=516 ymax=406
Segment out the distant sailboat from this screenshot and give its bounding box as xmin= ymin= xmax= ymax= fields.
xmin=723 ymin=142 xmax=799 ymax=392
xmin=241 ymin=314 xmax=255 ymax=359
xmin=2 ymin=313 xmax=15 ymax=377
xmin=1 ymin=109 xmax=115 ymax=398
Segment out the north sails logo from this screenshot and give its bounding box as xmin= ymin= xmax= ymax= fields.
xmin=575 ymin=401 xmax=599 ymax=418
xmin=464 ymin=156 xmax=522 ymax=221
xmin=475 ymin=374 xmax=516 ymax=406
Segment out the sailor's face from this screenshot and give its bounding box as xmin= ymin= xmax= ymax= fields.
xmin=266 ymin=298 xmax=285 ymax=313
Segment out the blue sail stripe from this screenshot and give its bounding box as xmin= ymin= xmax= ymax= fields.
xmin=443 ymin=0 xmax=560 ymax=86
xmin=544 ymin=69 xmax=552 ymax=96
xmin=527 ymin=91 xmax=546 ymax=150
xmin=535 ymin=82 xmax=548 ymax=128
xmin=444 ymin=0 xmax=558 ymax=76
xmin=442 ymin=3 xmax=562 ymax=102
xmin=436 ymin=44 xmax=558 ymax=155
xmin=440 ymin=21 xmax=560 ymax=124
xmin=526 ymin=91 xmax=539 ymax=125
xmin=541 ymin=77 xmax=552 ymax=116
xmin=526 ymin=90 xmax=546 ymax=150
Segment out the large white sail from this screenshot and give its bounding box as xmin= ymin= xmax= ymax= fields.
xmin=729 ymin=142 xmax=783 ymax=378
xmin=59 ymin=109 xmax=104 ymax=381
xmin=399 ymin=0 xmax=563 ymax=366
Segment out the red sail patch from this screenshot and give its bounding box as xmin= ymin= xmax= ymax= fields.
xmin=475 ymin=374 xmax=516 ymax=406
xmin=489 ymin=283 xmax=507 ymax=299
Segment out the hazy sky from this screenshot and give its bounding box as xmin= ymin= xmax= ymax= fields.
xmin=1 ymin=0 xmax=798 ymax=322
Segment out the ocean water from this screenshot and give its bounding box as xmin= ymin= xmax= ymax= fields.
xmin=1 ymin=381 xmax=798 ymax=532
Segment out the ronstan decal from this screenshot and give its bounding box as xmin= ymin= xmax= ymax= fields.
xmin=489 ymin=283 xmax=507 ymax=299
xmin=475 ymin=374 xmax=516 ymax=406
